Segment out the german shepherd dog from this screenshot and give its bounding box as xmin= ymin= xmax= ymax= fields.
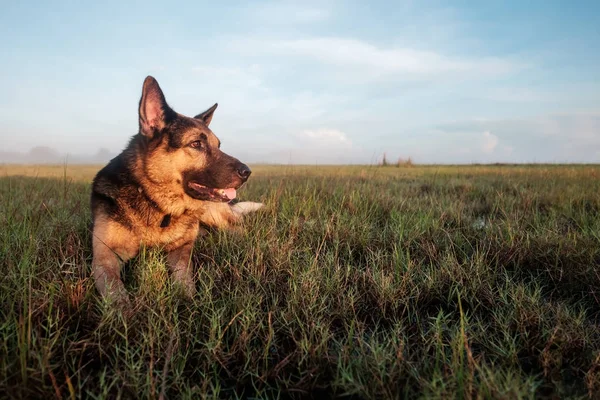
xmin=91 ymin=76 xmax=262 ymax=305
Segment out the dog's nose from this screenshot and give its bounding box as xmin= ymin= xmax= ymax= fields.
xmin=237 ymin=164 xmax=251 ymax=180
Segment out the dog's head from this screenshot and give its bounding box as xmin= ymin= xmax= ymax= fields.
xmin=137 ymin=76 xmax=251 ymax=203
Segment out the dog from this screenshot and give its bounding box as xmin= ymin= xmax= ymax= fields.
xmin=90 ymin=76 xmax=263 ymax=305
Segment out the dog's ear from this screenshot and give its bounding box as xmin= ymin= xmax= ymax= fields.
xmin=194 ymin=103 xmax=218 ymax=126
xmin=139 ymin=76 xmax=174 ymax=138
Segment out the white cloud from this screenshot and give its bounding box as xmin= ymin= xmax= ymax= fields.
xmin=230 ymin=37 xmax=524 ymax=80
xmin=300 ymin=128 xmax=351 ymax=146
xmin=431 ymin=112 xmax=600 ymax=163
xmin=481 ymin=131 xmax=498 ymax=153
xmin=232 ymin=128 xmax=361 ymax=164
xmin=440 ymin=112 xmax=600 ymax=141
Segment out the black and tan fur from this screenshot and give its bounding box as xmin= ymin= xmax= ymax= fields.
xmin=91 ymin=76 xmax=262 ymax=305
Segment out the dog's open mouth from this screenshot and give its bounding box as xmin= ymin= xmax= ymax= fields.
xmin=188 ymin=182 xmax=236 ymax=202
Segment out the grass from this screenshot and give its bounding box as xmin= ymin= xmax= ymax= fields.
xmin=1 ymin=163 xmax=600 ymax=399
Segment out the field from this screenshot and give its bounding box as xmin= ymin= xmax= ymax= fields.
xmin=1 ymin=164 xmax=600 ymax=399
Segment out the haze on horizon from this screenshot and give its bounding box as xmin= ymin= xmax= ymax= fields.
xmin=1 ymin=1 xmax=599 ymax=165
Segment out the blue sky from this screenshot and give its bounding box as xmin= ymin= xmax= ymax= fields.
xmin=1 ymin=0 xmax=599 ymax=164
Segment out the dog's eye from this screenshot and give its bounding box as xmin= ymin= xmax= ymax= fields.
xmin=189 ymin=140 xmax=203 ymax=149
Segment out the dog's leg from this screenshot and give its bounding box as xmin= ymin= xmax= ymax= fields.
xmin=92 ymin=236 xmax=136 ymax=307
xmin=167 ymin=242 xmax=195 ymax=298
xmin=91 ymin=216 xmax=139 ymax=307
xmin=230 ymin=201 xmax=264 ymax=218
xmin=200 ymin=201 xmax=264 ymax=231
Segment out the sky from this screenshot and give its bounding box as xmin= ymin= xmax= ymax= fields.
xmin=1 ymin=0 xmax=599 ymax=164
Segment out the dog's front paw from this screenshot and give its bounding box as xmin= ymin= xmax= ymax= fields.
xmin=99 ymin=288 xmax=133 ymax=316
xmin=231 ymin=201 xmax=264 ymax=217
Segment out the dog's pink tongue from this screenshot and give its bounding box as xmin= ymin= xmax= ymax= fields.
xmin=223 ymin=188 xmax=237 ymax=200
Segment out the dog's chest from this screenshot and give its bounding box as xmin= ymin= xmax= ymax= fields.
xmin=137 ymin=212 xmax=199 ymax=250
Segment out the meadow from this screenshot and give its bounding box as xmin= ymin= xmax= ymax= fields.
xmin=1 ymin=163 xmax=599 ymax=399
